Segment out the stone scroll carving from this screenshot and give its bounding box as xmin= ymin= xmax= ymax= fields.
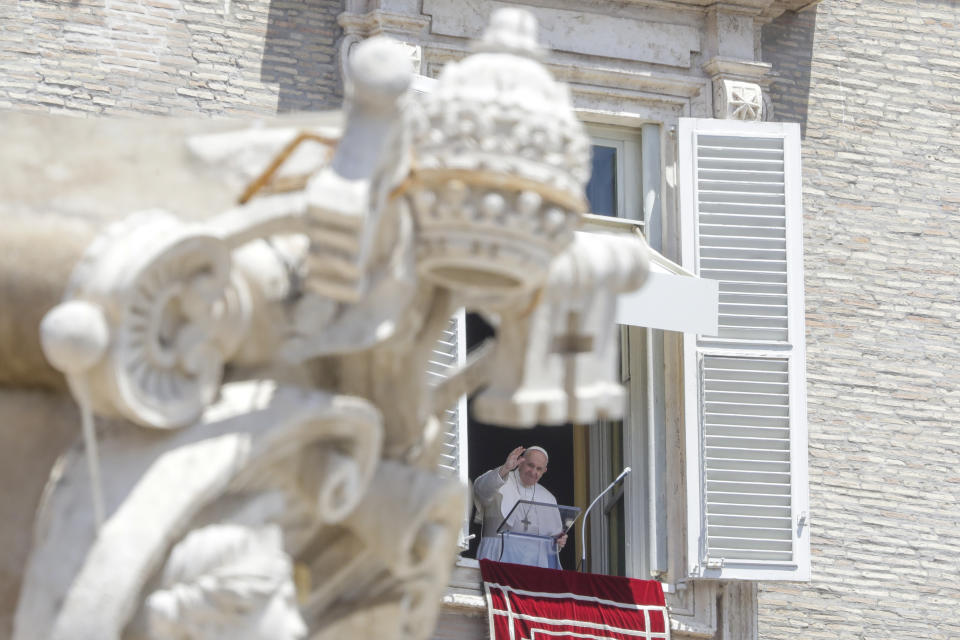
xmin=21 ymin=8 xmax=653 ymax=640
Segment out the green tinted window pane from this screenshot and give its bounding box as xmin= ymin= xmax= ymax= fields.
xmin=586 ymin=145 xmax=617 ymax=217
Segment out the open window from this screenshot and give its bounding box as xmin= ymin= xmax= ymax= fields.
xmin=445 ymin=124 xmax=650 ymax=574
xmin=678 ymin=118 xmax=810 ymax=581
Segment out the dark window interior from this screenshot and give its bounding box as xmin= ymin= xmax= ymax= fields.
xmin=585 ymin=144 xmax=617 ymax=216
xmin=465 ymin=313 xmax=577 ymax=570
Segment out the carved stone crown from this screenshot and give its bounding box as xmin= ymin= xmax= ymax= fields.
xmin=405 ymin=8 xmax=591 ymax=299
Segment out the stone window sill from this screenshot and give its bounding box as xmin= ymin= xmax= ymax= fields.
xmin=441 ymin=557 xmax=486 ymax=612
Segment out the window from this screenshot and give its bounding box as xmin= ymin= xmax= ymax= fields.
xmin=585 ymin=125 xmax=642 ymax=222
xmin=434 ymin=117 xmax=808 ymax=585
xmin=579 ymin=124 xmax=650 ymax=577
xmin=678 ymin=118 xmax=810 ymax=581
xmin=444 ymin=124 xmax=652 ymax=574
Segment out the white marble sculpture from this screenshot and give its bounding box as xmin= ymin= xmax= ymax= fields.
xmin=145 ymin=524 xmax=306 ymax=640
xmin=17 ymin=7 xmax=651 ymax=640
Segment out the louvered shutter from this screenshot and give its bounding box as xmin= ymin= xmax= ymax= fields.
xmin=678 ymin=118 xmax=810 ymax=581
xmin=426 ymin=309 xmax=470 ymax=548
xmin=427 ymin=310 xmax=468 ymax=477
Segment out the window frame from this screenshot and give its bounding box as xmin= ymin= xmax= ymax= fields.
xmin=584 ymin=124 xmax=643 ymax=222
xmin=580 ymin=123 xmax=665 ymax=580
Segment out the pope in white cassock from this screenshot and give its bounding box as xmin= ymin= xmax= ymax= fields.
xmin=473 ymin=446 xmax=567 ymax=568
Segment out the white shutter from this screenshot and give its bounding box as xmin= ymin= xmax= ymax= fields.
xmin=679 ymin=118 xmax=809 ymax=581
xmin=427 ymin=309 xmax=468 ymax=478
xmin=426 ymin=309 xmax=470 ymax=549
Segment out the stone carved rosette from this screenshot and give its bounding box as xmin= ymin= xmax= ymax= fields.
xmin=41 ymin=211 xmax=251 ymax=428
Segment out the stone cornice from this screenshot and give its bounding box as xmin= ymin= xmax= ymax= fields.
xmin=425 ymin=46 xmax=707 ymax=100
xmin=575 ymin=0 xmax=822 ymax=18
xmin=759 ymin=0 xmax=823 ymax=21
xmin=702 ymin=56 xmax=773 ymax=84
xmin=337 ymin=10 xmax=431 ymax=37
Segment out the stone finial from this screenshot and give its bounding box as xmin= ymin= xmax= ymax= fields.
xmin=473 ymin=7 xmax=545 ymax=59
xmin=346 ymin=35 xmax=413 ymax=109
xmin=40 ymin=300 xmax=110 ymax=375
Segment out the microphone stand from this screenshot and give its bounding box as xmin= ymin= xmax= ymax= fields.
xmin=579 ymin=466 xmax=631 ymax=572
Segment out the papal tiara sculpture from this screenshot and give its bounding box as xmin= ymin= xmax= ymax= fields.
xmin=403 ymin=8 xmax=592 ymax=300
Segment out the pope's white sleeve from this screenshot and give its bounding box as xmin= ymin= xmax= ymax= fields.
xmin=474 ymin=468 xmax=506 ymax=504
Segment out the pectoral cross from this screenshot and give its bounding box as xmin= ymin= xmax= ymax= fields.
xmin=520 ymin=516 xmax=532 ymax=531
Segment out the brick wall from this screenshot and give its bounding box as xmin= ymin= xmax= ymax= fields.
xmin=761 ymin=1 xmax=960 ymax=638
xmin=0 ymin=0 xmax=343 ymax=117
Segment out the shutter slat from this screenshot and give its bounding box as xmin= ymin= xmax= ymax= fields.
xmin=699 ymin=168 xmax=785 ymax=182
xmin=719 ymin=303 xmax=788 ymax=316
xmin=706 ymin=436 xmax=791 ymax=451
xmin=708 ymin=526 xmax=793 ymax=541
xmin=707 ymin=537 xmax=792 ymax=552
xmin=709 ymin=514 xmax=792 ymax=528
xmin=705 ymin=402 xmax=790 ymax=417
xmin=697 ymin=191 xmax=786 ymax=206
xmin=705 ymin=247 xmax=787 ymax=259
xmin=718 ymin=315 xmax=789 ymax=329
xmin=709 ymin=427 xmax=790 ymax=440
xmin=701 ymin=270 xmax=788 ymax=284
xmin=707 ymin=492 xmax=791 ymax=507
xmin=704 ymin=415 xmax=789 ymax=429
xmin=707 ymin=469 xmax=790 ymax=483
xmin=720 ymin=300 xmax=787 ymax=315
xmin=698 ymin=180 xmax=785 ymax=194
xmin=707 ymin=380 xmax=788 ymax=393
xmin=700 ymin=225 xmax=786 ymax=239
xmin=707 ymin=502 xmax=791 ymax=517
xmin=700 ymin=202 xmax=787 ymax=216
xmin=714 ymin=549 xmax=793 ymax=566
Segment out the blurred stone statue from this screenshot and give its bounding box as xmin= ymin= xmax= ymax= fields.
xmin=146 ymin=525 xmax=307 ymax=640
xmin=10 ymin=7 xmax=650 ymax=640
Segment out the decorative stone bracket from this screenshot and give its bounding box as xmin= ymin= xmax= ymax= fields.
xmin=713 ymin=78 xmax=765 ymax=121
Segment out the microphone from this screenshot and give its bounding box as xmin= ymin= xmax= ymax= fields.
xmin=579 ymin=466 xmax=632 ymax=572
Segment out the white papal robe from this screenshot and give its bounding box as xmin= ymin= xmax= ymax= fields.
xmin=473 ymin=468 xmax=564 ymax=568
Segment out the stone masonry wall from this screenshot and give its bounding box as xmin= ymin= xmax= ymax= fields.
xmin=761 ymin=1 xmax=960 ymax=638
xmin=0 ymin=0 xmax=344 ymax=117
